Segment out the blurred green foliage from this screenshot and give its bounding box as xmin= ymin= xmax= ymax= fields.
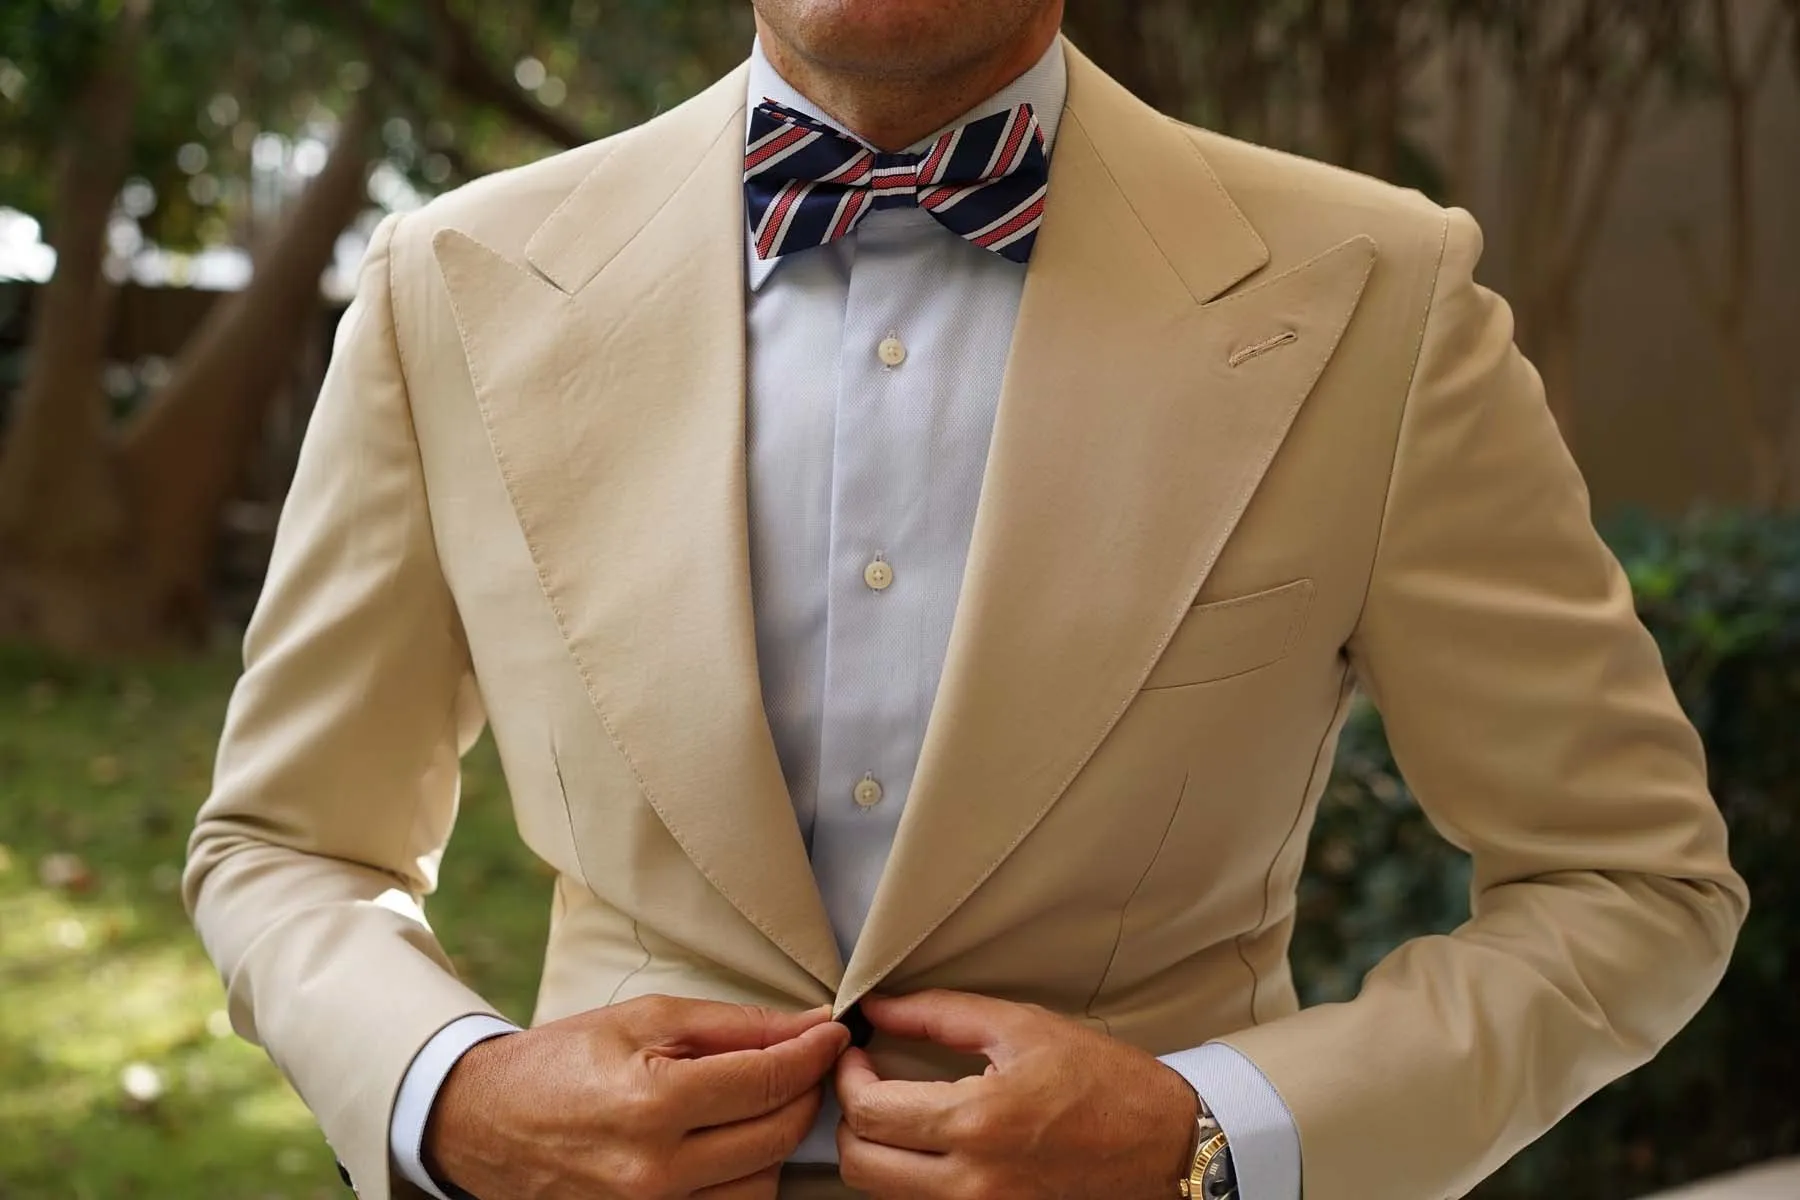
xmin=0 ymin=0 xmax=1738 ymax=263
xmin=0 ymin=0 xmax=752 ymax=254
xmin=1 ymin=0 xmax=347 ymax=247
xmin=0 ymin=643 xmax=548 ymax=1197
xmin=1294 ymin=509 xmax=1800 ymax=1198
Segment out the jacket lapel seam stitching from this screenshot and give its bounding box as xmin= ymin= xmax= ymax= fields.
xmin=851 ymin=250 xmax=1375 ymax=993
xmin=534 ymin=104 xmax=748 ymax=296
xmin=1202 ymin=234 xmax=1377 ymax=311
xmin=439 ymin=240 xmax=837 ymax=988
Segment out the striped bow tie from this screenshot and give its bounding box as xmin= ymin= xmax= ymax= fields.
xmin=744 ymin=100 xmax=1050 ymax=265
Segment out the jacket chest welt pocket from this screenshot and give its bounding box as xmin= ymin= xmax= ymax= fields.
xmin=1142 ymin=579 xmax=1316 ymax=690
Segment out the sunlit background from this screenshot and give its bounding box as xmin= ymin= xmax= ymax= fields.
xmin=0 ymin=2 xmax=1796 ymax=1197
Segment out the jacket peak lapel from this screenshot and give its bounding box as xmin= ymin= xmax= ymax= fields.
xmin=526 ymin=64 xmax=749 ymax=296
xmin=839 ymin=48 xmax=1377 ymax=1004
xmin=1054 ymin=44 xmax=1272 ymax=305
xmin=434 ymin=64 xmax=845 ymax=994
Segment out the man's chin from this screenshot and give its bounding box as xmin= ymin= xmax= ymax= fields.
xmin=755 ymin=0 xmax=1052 ymax=80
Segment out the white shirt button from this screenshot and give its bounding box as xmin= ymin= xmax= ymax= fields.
xmin=854 ymin=775 xmax=884 ymax=808
xmin=877 ymin=336 xmax=907 ymax=368
xmin=863 ymin=558 xmax=894 ymax=591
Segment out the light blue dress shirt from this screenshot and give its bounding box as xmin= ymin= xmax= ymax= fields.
xmin=391 ymin=38 xmax=1301 ymax=1200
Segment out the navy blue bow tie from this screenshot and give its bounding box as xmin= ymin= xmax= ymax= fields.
xmin=744 ymin=99 xmax=1050 ymax=265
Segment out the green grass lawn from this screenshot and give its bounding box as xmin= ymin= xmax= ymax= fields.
xmin=0 ymin=644 xmax=550 ymax=1199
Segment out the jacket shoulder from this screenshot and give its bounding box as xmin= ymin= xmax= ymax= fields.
xmin=1180 ymin=123 xmax=1451 ymax=276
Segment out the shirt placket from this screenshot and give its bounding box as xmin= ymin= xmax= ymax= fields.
xmin=810 ymin=211 xmax=937 ymax=959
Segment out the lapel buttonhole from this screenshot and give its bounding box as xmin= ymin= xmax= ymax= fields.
xmin=1228 ymin=329 xmax=1299 ymax=369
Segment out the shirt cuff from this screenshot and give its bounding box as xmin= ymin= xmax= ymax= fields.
xmin=1160 ymin=1042 xmax=1302 ymax=1200
xmin=390 ymin=1014 xmax=521 ymax=1200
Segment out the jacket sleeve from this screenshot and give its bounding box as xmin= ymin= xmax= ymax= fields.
xmin=1216 ymin=207 xmax=1749 ymax=1200
xmin=184 ymin=212 xmax=501 ymax=1200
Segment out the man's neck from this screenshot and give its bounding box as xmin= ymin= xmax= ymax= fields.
xmin=754 ymin=12 xmax=1063 ymax=151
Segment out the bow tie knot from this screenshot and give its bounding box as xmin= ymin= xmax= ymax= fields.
xmin=868 ymin=153 xmax=936 ymax=208
xmin=745 ymin=100 xmax=1050 ymax=265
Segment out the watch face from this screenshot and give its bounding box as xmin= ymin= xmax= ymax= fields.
xmin=1202 ymin=1146 xmax=1237 ymax=1199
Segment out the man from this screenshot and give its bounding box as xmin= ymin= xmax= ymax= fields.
xmin=184 ymin=1 xmax=1748 ymax=1197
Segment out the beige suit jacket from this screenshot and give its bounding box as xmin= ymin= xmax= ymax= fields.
xmin=185 ymin=43 xmax=1747 ymax=1200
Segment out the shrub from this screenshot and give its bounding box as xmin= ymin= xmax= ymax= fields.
xmin=1296 ymin=509 xmax=1800 ymax=1198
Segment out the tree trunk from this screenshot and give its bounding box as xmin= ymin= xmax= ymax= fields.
xmin=1537 ymin=303 xmax=1582 ymax=458
xmin=1710 ymin=1 xmax=1772 ymax=509
xmin=1062 ymin=0 xmax=1177 ymax=113
xmin=423 ymin=0 xmax=588 ymax=150
xmin=1676 ymin=0 xmax=1792 ymax=511
xmin=1365 ymin=42 xmax=1402 ymax=182
xmin=0 ymin=0 xmax=152 ymax=650
xmin=1445 ymin=25 xmax=1483 ymax=208
xmin=1503 ymin=32 xmax=1650 ymax=458
xmin=316 ymin=0 xmax=589 ymax=151
xmin=0 ymin=99 xmax=374 ymax=655
xmin=0 ymin=0 xmax=149 ymax=554
xmin=118 ymin=102 xmax=375 ymax=638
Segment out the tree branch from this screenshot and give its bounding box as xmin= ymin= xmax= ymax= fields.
xmin=422 ymin=0 xmax=589 ymax=150
xmin=0 ymin=0 xmax=153 ymax=557
xmin=1787 ymin=0 xmax=1800 ymax=79
xmin=1558 ymin=74 xmax=1643 ymax=293
xmin=1669 ymin=221 xmax=1718 ymax=314
xmin=316 ymin=0 xmax=588 ymax=150
xmin=1744 ymin=0 xmax=1787 ymax=92
xmin=120 ymin=101 xmax=378 ymax=603
xmin=314 ymin=0 xmax=434 ymax=81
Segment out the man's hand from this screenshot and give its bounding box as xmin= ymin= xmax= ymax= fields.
xmin=424 ymin=995 xmax=850 ymax=1199
xmin=835 ymin=991 xmax=1199 ymax=1199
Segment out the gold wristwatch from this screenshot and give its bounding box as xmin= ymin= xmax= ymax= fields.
xmin=1177 ymin=1099 xmax=1237 ymax=1199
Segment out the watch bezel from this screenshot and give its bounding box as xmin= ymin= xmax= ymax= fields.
xmin=1199 ymin=1132 xmax=1236 ymax=1199
xmin=1180 ymin=1128 xmax=1230 ymax=1199
xmin=1189 ymin=1129 xmax=1235 ymax=1200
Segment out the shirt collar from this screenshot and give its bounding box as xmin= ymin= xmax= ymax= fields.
xmin=744 ymin=35 xmax=1070 ymax=290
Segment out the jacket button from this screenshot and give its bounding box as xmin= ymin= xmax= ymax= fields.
xmin=839 ymin=1002 xmax=875 ymax=1048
